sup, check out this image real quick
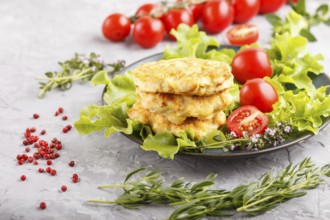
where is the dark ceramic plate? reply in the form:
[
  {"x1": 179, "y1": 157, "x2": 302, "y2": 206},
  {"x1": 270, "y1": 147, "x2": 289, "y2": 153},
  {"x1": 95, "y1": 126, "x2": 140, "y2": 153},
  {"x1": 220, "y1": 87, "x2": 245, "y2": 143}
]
[{"x1": 105, "y1": 46, "x2": 330, "y2": 158}]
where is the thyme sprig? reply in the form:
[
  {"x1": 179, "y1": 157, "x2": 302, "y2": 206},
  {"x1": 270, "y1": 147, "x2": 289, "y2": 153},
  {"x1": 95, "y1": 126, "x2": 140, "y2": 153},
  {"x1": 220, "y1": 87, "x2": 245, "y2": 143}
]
[
  {"x1": 90, "y1": 158, "x2": 330, "y2": 219},
  {"x1": 36, "y1": 53, "x2": 125, "y2": 98},
  {"x1": 186, "y1": 122, "x2": 294, "y2": 153}
]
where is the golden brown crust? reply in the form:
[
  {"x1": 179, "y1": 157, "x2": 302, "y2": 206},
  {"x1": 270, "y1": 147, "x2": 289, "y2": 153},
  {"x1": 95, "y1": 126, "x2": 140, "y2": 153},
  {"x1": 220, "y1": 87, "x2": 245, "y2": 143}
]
[
  {"x1": 128, "y1": 102, "x2": 226, "y2": 140},
  {"x1": 132, "y1": 57, "x2": 233, "y2": 96},
  {"x1": 136, "y1": 89, "x2": 232, "y2": 124}
]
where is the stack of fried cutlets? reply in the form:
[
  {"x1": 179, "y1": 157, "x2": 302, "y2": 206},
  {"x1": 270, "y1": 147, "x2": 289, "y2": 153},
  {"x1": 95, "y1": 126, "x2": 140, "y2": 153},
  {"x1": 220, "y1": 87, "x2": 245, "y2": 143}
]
[{"x1": 128, "y1": 57, "x2": 234, "y2": 139}]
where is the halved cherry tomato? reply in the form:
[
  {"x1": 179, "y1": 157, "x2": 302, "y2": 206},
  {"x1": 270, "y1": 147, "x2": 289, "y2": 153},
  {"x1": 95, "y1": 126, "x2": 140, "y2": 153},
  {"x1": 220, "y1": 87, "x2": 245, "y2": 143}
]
[
  {"x1": 226, "y1": 105, "x2": 269, "y2": 137},
  {"x1": 226, "y1": 24, "x2": 259, "y2": 45},
  {"x1": 231, "y1": 48, "x2": 272, "y2": 84},
  {"x1": 240, "y1": 78, "x2": 278, "y2": 113}
]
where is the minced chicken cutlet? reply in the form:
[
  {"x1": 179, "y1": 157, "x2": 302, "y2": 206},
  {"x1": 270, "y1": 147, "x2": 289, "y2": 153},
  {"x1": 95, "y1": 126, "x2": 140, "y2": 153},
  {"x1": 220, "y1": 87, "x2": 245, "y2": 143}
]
[
  {"x1": 128, "y1": 102, "x2": 226, "y2": 140},
  {"x1": 132, "y1": 57, "x2": 233, "y2": 96},
  {"x1": 136, "y1": 89, "x2": 232, "y2": 124}
]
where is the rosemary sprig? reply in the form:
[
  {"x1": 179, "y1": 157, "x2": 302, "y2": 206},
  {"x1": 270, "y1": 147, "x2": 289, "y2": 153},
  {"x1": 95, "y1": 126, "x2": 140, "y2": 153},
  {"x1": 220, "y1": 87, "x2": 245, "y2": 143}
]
[
  {"x1": 36, "y1": 53, "x2": 125, "y2": 98},
  {"x1": 89, "y1": 158, "x2": 330, "y2": 219}
]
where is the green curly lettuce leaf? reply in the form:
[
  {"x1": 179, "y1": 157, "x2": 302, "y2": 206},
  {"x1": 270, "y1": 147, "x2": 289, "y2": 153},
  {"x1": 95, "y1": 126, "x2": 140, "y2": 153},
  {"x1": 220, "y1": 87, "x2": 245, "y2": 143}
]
[
  {"x1": 163, "y1": 24, "x2": 235, "y2": 64},
  {"x1": 74, "y1": 71, "x2": 137, "y2": 137},
  {"x1": 268, "y1": 34, "x2": 324, "y2": 95},
  {"x1": 265, "y1": 77, "x2": 330, "y2": 134},
  {"x1": 74, "y1": 103, "x2": 135, "y2": 137},
  {"x1": 91, "y1": 70, "x2": 136, "y2": 106},
  {"x1": 141, "y1": 133, "x2": 179, "y2": 159},
  {"x1": 266, "y1": 10, "x2": 309, "y2": 38}
]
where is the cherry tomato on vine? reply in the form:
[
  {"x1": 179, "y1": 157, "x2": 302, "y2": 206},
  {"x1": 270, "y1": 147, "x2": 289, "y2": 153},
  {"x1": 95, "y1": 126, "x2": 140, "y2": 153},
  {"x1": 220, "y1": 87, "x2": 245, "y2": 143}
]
[
  {"x1": 188, "y1": 3, "x2": 204, "y2": 21},
  {"x1": 226, "y1": 105, "x2": 269, "y2": 137},
  {"x1": 102, "y1": 13, "x2": 131, "y2": 42},
  {"x1": 259, "y1": 0, "x2": 286, "y2": 14},
  {"x1": 136, "y1": 3, "x2": 162, "y2": 17},
  {"x1": 226, "y1": 24, "x2": 259, "y2": 45},
  {"x1": 176, "y1": 0, "x2": 204, "y2": 22},
  {"x1": 240, "y1": 78, "x2": 279, "y2": 113},
  {"x1": 231, "y1": 48, "x2": 272, "y2": 83},
  {"x1": 161, "y1": 8, "x2": 194, "y2": 40},
  {"x1": 133, "y1": 16, "x2": 165, "y2": 48},
  {"x1": 201, "y1": 0, "x2": 234, "y2": 34},
  {"x1": 231, "y1": 0, "x2": 260, "y2": 23}
]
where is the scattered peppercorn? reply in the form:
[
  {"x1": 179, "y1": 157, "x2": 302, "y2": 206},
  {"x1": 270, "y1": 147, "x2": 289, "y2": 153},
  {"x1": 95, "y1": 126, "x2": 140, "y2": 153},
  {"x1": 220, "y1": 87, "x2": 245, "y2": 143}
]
[
  {"x1": 68, "y1": 161, "x2": 75, "y2": 167},
  {"x1": 39, "y1": 202, "x2": 46, "y2": 209},
  {"x1": 58, "y1": 107, "x2": 64, "y2": 113},
  {"x1": 20, "y1": 175, "x2": 26, "y2": 181},
  {"x1": 61, "y1": 185, "x2": 67, "y2": 192}
]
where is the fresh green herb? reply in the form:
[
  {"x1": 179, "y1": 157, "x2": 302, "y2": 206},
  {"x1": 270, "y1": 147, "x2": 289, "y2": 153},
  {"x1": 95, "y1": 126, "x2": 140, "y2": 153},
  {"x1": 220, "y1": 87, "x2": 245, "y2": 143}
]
[
  {"x1": 89, "y1": 158, "x2": 330, "y2": 219},
  {"x1": 36, "y1": 53, "x2": 125, "y2": 98}
]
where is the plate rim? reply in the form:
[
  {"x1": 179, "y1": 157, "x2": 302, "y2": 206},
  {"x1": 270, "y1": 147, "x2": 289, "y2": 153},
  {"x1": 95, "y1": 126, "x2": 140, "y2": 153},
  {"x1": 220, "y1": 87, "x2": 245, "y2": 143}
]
[{"x1": 104, "y1": 48, "x2": 330, "y2": 158}]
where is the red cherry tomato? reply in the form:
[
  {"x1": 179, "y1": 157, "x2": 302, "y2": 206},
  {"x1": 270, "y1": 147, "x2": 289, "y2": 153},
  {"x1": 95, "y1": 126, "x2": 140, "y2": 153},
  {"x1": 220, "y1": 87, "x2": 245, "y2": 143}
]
[
  {"x1": 136, "y1": 3, "x2": 162, "y2": 17},
  {"x1": 161, "y1": 8, "x2": 194, "y2": 40},
  {"x1": 259, "y1": 0, "x2": 286, "y2": 14},
  {"x1": 102, "y1": 13, "x2": 131, "y2": 42},
  {"x1": 176, "y1": 0, "x2": 204, "y2": 22},
  {"x1": 240, "y1": 78, "x2": 279, "y2": 113},
  {"x1": 231, "y1": 48, "x2": 272, "y2": 84},
  {"x1": 232, "y1": 0, "x2": 260, "y2": 23},
  {"x1": 201, "y1": 0, "x2": 234, "y2": 34},
  {"x1": 189, "y1": 3, "x2": 204, "y2": 22},
  {"x1": 226, "y1": 24, "x2": 259, "y2": 45},
  {"x1": 226, "y1": 105, "x2": 269, "y2": 137},
  {"x1": 133, "y1": 16, "x2": 165, "y2": 48}
]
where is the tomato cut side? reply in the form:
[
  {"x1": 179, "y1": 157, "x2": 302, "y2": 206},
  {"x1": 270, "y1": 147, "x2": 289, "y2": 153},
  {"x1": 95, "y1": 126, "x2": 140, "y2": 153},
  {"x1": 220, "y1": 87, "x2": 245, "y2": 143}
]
[
  {"x1": 226, "y1": 24, "x2": 259, "y2": 45},
  {"x1": 226, "y1": 105, "x2": 269, "y2": 137}
]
